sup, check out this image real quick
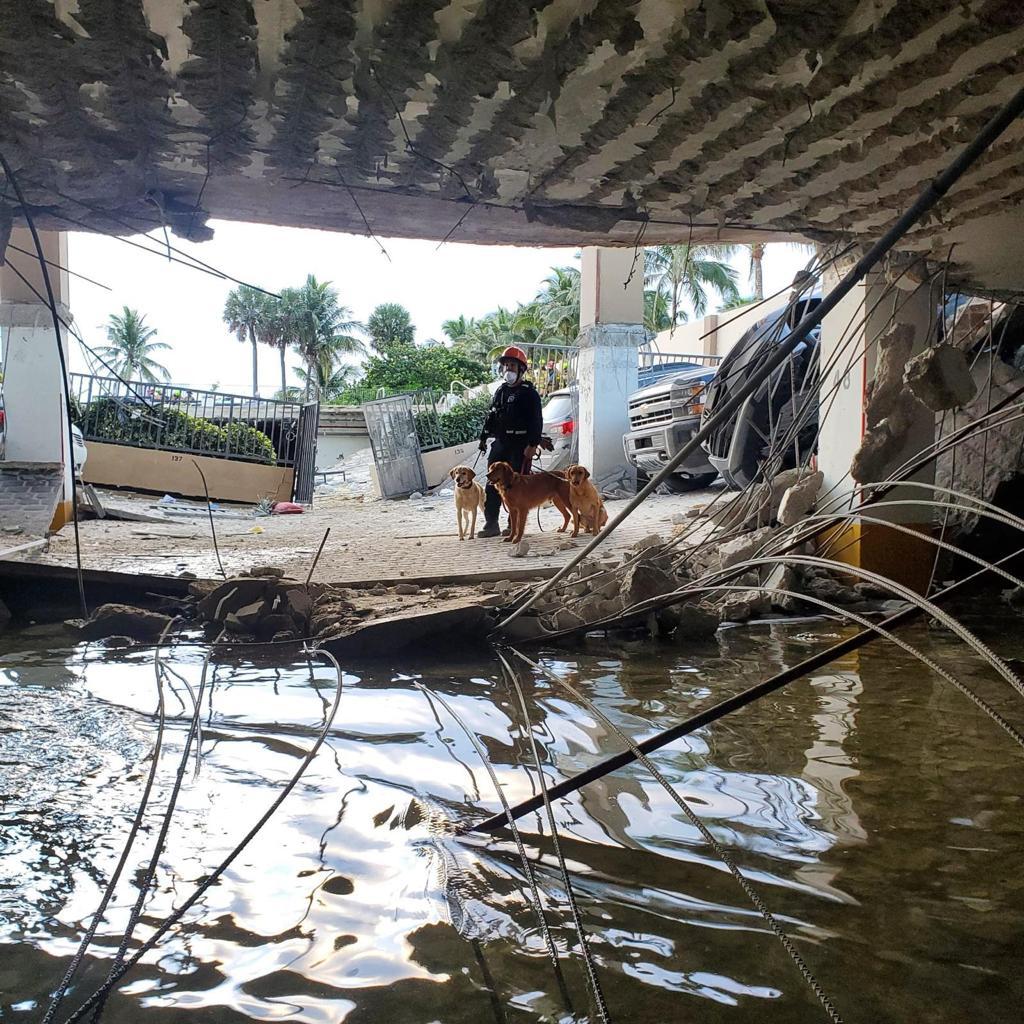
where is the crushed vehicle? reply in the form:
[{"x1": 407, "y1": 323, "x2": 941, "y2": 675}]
[{"x1": 700, "y1": 298, "x2": 822, "y2": 490}]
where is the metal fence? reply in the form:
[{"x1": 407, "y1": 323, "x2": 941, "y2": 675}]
[
  {"x1": 69, "y1": 373, "x2": 305, "y2": 466},
  {"x1": 638, "y1": 351, "x2": 723, "y2": 369},
  {"x1": 510, "y1": 343, "x2": 577, "y2": 397}
]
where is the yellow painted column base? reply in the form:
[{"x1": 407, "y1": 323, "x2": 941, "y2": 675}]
[
  {"x1": 817, "y1": 520, "x2": 936, "y2": 595},
  {"x1": 49, "y1": 499, "x2": 73, "y2": 533}
]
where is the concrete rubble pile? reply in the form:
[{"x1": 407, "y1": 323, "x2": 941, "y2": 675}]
[{"x1": 493, "y1": 466, "x2": 914, "y2": 643}]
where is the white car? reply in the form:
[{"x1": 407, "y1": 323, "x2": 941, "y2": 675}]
[
  {"x1": 71, "y1": 423, "x2": 88, "y2": 477},
  {"x1": 541, "y1": 389, "x2": 575, "y2": 470}
]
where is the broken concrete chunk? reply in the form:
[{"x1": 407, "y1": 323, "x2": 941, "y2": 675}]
[
  {"x1": 75, "y1": 603, "x2": 174, "y2": 641},
  {"x1": 904, "y1": 344, "x2": 977, "y2": 411},
  {"x1": 510, "y1": 540, "x2": 530, "y2": 558},
  {"x1": 673, "y1": 603, "x2": 719, "y2": 640},
  {"x1": 621, "y1": 559, "x2": 677, "y2": 607},
  {"x1": 547, "y1": 608, "x2": 586, "y2": 633},
  {"x1": 777, "y1": 471, "x2": 823, "y2": 527},
  {"x1": 865, "y1": 322, "x2": 915, "y2": 428},
  {"x1": 719, "y1": 589, "x2": 770, "y2": 623},
  {"x1": 247, "y1": 566, "x2": 286, "y2": 579},
  {"x1": 197, "y1": 578, "x2": 272, "y2": 622},
  {"x1": 393, "y1": 583, "x2": 421, "y2": 595},
  {"x1": 716, "y1": 526, "x2": 777, "y2": 570},
  {"x1": 281, "y1": 587, "x2": 313, "y2": 623}
]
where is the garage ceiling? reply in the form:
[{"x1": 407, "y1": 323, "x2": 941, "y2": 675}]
[{"x1": 2, "y1": 0, "x2": 1023, "y2": 292}]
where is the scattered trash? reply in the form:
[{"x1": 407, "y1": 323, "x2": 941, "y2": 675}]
[{"x1": 271, "y1": 501, "x2": 304, "y2": 515}]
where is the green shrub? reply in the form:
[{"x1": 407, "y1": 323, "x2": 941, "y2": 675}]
[
  {"x1": 415, "y1": 394, "x2": 491, "y2": 450},
  {"x1": 79, "y1": 397, "x2": 277, "y2": 464}
]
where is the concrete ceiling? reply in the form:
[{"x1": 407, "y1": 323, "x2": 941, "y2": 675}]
[{"x1": 2, "y1": 1, "x2": 1023, "y2": 293}]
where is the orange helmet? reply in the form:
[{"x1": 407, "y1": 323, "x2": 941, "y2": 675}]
[{"x1": 499, "y1": 345, "x2": 528, "y2": 370}]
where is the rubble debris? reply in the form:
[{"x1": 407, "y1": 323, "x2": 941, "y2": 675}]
[
  {"x1": 621, "y1": 559, "x2": 678, "y2": 606},
  {"x1": 510, "y1": 540, "x2": 530, "y2": 558},
  {"x1": 777, "y1": 471, "x2": 823, "y2": 527},
  {"x1": 72, "y1": 603, "x2": 174, "y2": 641},
  {"x1": 865, "y1": 323, "x2": 916, "y2": 427},
  {"x1": 393, "y1": 583, "x2": 421, "y2": 595},
  {"x1": 671, "y1": 602, "x2": 719, "y2": 640},
  {"x1": 904, "y1": 344, "x2": 977, "y2": 412}
]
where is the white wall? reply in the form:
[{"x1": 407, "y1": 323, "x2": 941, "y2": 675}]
[{"x1": 652, "y1": 300, "x2": 765, "y2": 358}]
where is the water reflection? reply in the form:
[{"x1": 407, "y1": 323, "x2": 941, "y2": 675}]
[{"x1": 0, "y1": 615, "x2": 1021, "y2": 1022}]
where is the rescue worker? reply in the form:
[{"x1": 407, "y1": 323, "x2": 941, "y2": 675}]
[{"x1": 477, "y1": 345, "x2": 543, "y2": 538}]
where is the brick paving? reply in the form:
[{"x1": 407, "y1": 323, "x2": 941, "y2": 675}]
[{"x1": 10, "y1": 484, "x2": 715, "y2": 587}]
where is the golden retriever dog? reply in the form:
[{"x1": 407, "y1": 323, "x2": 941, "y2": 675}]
[
  {"x1": 449, "y1": 465, "x2": 486, "y2": 540},
  {"x1": 485, "y1": 462, "x2": 572, "y2": 543},
  {"x1": 566, "y1": 464, "x2": 608, "y2": 537}
]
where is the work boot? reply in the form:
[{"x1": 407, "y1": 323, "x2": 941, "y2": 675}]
[{"x1": 477, "y1": 521, "x2": 501, "y2": 538}]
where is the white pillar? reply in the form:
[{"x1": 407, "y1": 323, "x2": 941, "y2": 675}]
[
  {"x1": 1, "y1": 228, "x2": 74, "y2": 527},
  {"x1": 577, "y1": 247, "x2": 645, "y2": 496},
  {"x1": 817, "y1": 263, "x2": 937, "y2": 590}
]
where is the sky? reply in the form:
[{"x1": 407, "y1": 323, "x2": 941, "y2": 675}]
[{"x1": 65, "y1": 223, "x2": 808, "y2": 397}]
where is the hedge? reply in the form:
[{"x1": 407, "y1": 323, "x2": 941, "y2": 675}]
[
  {"x1": 78, "y1": 397, "x2": 277, "y2": 464},
  {"x1": 415, "y1": 394, "x2": 491, "y2": 450}
]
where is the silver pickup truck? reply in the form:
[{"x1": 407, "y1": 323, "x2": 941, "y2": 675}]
[{"x1": 622, "y1": 364, "x2": 718, "y2": 491}]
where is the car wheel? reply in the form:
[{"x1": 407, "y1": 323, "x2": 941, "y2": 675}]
[{"x1": 662, "y1": 472, "x2": 718, "y2": 493}]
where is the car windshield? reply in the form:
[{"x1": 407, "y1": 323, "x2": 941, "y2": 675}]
[{"x1": 542, "y1": 393, "x2": 573, "y2": 422}]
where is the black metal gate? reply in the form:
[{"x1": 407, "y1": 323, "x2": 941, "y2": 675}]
[
  {"x1": 363, "y1": 393, "x2": 428, "y2": 498},
  {"x1": 292, "y1": 401, "x2": 320, "y2": 503}
]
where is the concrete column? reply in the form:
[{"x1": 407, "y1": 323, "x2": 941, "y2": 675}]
[
  {"x1": 0, "y1": 228, "x2": 74, "y2": 527},
  {"x1": 577, "y1": 247, "x2": 645, "y2": 496},
  {"x1": 817, "y1": 264, "x2": 937, "y2": 591}
]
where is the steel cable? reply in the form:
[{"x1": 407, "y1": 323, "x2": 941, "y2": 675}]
[
  {"x1": 60, "y1": 649, "x2": 345, "y2": 1024},
  {"x1": 414, "y1": 682, "x2": 575, "y2": 1015},
  {"x1": 497, "y1": 652, "x2": 610, "y2": 1024},
  {"x1": 511, "y1": 647, "x2": 845, "y2": 1024}
]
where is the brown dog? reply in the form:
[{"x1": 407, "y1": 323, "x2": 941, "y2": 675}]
[
  {"x1": 485, "y1": 462, "x2": 572, "y2": 543},
  {"x1": 566, "y1": 464, "x2": 608, "y2": 537},
  {"x1": 449, "y1": 466, "x2": 486, "y2": 540}
]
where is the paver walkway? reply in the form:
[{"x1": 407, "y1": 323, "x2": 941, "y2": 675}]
[{"x1": 10, "y1": 484, "x2": 716, "y2": 587}]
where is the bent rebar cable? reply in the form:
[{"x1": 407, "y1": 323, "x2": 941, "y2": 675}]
[
  {"x1": 475, "y1": 546, "x2": 1024, "y2": 833},
  {"x1": 414, "y1": 683, "x2": 575, "y2": 1015},
  {"x1": 512, "y1": 648, "x2": 845, "y2": 1024},
  {"x1": 497, "y1": 82, "x2": 1024, "y2": 633},
  {"x1": 86, "y1": 653, "x2": 213, "y2": 1022},
  {"x1": 499, "y1": 652, "x2": 610, "y2": 1024},
  {"x1": 40, "y1": 629, "x2": 173, "y2": 1024},
  {"x1": 61, "y1": 649, "x2": 345, "y2": 1024}
]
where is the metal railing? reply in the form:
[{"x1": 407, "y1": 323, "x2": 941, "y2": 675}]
[
  {"x1": 638, "y1": 351, "x2": 723, "y2": 369},
  {"x1": 505, "y1": 343, "x2": 577, "y2": 397},
  {"x1": 69, "y1": 373, "x2": 303, "y2": 466}
]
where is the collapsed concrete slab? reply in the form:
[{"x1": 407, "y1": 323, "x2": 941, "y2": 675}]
[{"x1": 904, "y1": 344, "x2": 978, "y2": 412}]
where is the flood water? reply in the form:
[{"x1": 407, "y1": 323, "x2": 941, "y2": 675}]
[{"x1": 1, "y1": 611, "x2": 1022, "y2": 1023}]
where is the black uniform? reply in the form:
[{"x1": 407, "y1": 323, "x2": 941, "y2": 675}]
[{"x1": 479, "y1": 380, "x2": 544, "y2": 526}]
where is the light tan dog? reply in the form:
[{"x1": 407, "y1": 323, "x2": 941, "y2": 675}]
[
  {"x1": 450, "y1": 465, "x2": 486, "y2": 540},
  {"x1": 566, "y1": 464, "x2": 608, "y2": 537},
  {"x1": 485, "y1": 462, "x2": 572, "y2": 543}
]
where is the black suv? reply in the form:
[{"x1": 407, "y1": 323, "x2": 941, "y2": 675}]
[{"x1": 700, "y1": 298, "x2": 821, "y2": 490}]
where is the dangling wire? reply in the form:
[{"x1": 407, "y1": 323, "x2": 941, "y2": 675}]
[{"x1": 497, "y1": 651, "x2": 610, "y2": 1024}]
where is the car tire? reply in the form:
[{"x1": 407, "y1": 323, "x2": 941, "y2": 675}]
[{"x1": 662, "y1": 472, "x2": 718, "y2": 493}]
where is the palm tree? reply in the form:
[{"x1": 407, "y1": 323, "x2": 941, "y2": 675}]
[
  {"x1": 535, "y1": 266, "x2": 581, "y2": 343},
  {"x1": 746, "y1": 242, "x2": 766, "y2": 301},
  {"x1": 294, "y1": 359, "x2": 358, "y2": 402},
  {"x1": 644, "y1": 244, "x2": 741, "y2": 324},
  {"x1": 643, "y1": 288, "x2": 673, "y2": 332},
  {"x1": 96, "y1": 307, "x2": 171, "y2": 383},
  {"x1": 367, "y1": 302, "x2": 415, "y2": 353},
  {"x1": 223, "y1": 284, "x2": 268, "y2": 397},
  {"x1": 287, "y1": 275, "x2": 365, "y2": 401}
]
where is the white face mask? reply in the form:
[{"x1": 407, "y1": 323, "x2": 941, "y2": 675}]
[{"x1": 503, "y1": 369, "x2": 520, "y2": 385}]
